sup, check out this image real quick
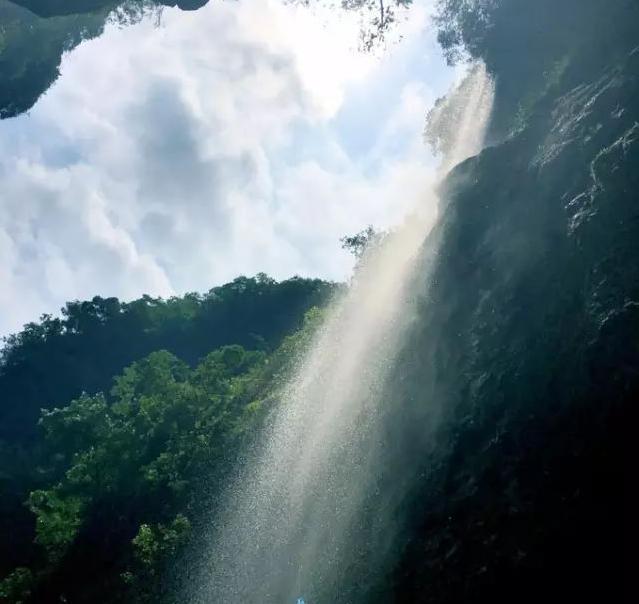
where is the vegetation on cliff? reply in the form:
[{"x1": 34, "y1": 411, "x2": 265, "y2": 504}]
[{"x1": 0, "y1": 276, "x2": 333, "y2": 602}]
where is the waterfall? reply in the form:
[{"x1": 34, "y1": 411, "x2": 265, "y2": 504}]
[{"x1": 185, "y1": 63, "x2": 494, "y2": 604}]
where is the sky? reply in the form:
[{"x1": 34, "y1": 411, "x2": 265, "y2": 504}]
[{"x1": 0, "y1": 0, "x2": 457, "y2": 337}]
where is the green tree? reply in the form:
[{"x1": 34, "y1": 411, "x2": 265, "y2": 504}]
[
  {"x1": 0, "y1": 276, "x2": 334, "y2": 586},
  {"x1": 340, "y1": 225, "x2": 386, "y2": 258},
  {"x1": 3, "y1": 306, "x2": 325, "y2": 602},
  {"x1": 0, "y1": 568, "x2": 33, "y2": 604},
  {"x1": 126, "y1": 513, "x2": 191, "y2": 591}
]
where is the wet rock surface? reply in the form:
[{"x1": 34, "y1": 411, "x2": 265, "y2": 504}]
[{"x1": 378, "y1": 40, "x2": 637, "y2": 604}]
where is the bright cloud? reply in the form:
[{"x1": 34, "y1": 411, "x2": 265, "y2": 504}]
[{"x1": 0, "y1": 0, "x2": 454, "y2": 336}]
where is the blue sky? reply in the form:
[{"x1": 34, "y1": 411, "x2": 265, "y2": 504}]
[{"x1": 0, "y1": 0, "x2": 457, "y2": 336}]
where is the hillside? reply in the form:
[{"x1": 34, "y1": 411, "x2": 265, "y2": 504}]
[{"x1": 0, "y1": 275, "x2": 335, "y2": 600}]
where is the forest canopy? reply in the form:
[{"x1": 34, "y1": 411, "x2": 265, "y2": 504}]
[
  {"x1": 0, "y1": 274, "x2": 335, "y2": 443},
  {"x1": 0, "y1": 308, "x2": 326, "y2": 602},
  {"x1": 0, "y1": 275, "x2": 335, "y2": 601}
]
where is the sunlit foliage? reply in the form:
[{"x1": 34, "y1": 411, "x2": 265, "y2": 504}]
[
  {"x1": 0, "y1": 275, "x2": 334, "y2": 593},
  {"x1": 0, "y1": 307, "x2": 325, "y2": 602}
]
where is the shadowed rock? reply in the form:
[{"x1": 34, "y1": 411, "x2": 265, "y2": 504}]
[{"x1": 0, "y1": 0, "x2": 211, "y2": 119}]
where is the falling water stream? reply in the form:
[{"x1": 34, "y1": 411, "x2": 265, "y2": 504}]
[{"x1": 186, "y1": 64, "x2": 494, "y2": 604}]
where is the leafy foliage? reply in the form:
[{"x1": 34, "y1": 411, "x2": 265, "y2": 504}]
[
  {"x1": 0, "y1": 274, "x2": 333, "y2": 444},
  {"x1": 131, "y1": 514, "x2": 191, "y2": 569},
  {"x1": 1, "y1": 307, "x2": 325, "y2": 602},
  {"x1": 0, "y1": 275, "x2": 334, "y2": 589},
  {"x1": 0, "y1": 568, "x2": 33, "y2": 604},
  {"x1": 339, "y1": 0, "x2": 412, "y2": 50},
  {"x1": 340, "y1": 225, "x2": 386, "y2": 258},
  {"x1": 28, "y1": 489, "x2": 85, "y2": 561}
]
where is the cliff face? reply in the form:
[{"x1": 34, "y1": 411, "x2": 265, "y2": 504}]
[
  {"x1": 0, "y1": 1, "x2": 211, "y2": 119},
  {"x1": 10, "y1": 0, "x2": 208, "y2": 18},
  {"x1": 377, "y1": 12, "x2": 638, "y2": 604}
]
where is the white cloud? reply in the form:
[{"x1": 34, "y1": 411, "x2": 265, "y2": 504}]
[{"x1": 0, "y1": 0, "x2": 454, "y2": 336}]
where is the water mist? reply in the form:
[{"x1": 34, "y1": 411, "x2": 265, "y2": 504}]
[{"x1": 185, "y1": 63, "x2": 494, "y2": 604}]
